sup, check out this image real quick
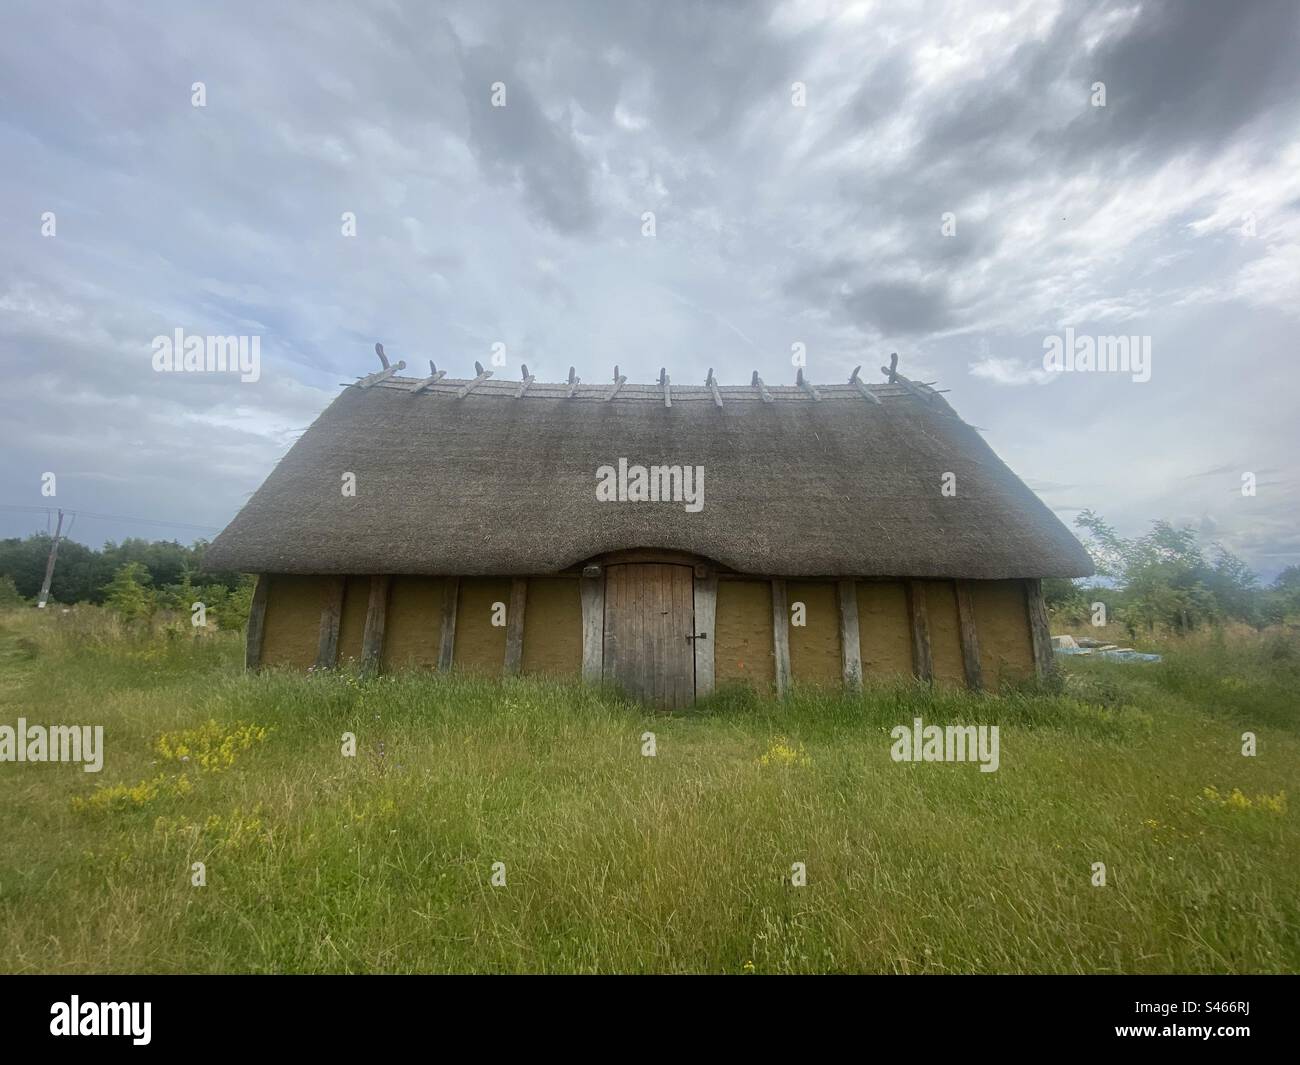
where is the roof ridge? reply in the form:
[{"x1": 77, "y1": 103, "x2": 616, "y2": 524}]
[
  {"x1": 350, "y1": 346, "x2": 950, "y2": 406},
  {"x1": 345, "y1": 375, "x2": 950, "y2": 406}
]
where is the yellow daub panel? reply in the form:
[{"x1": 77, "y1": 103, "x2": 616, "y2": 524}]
[
  {"x1": 521, "y1": 577, "x2": 582, "y2": 676},
  {"x1": 382, "y1": 576, "x2": 444, "y2": 670},
  {"x1": 923, "y1": 580, "x2": 966, "y2": 688},
  {"x1": 453, "y1": 578, "x2": 512, "y2": 673},
  {"x1": 714, "y1": 579, "x2": 775, "y2": 690},
  {"x1": 786, "y1": 581, "x2": 841, "y2": 688},
  {"x1": 261, "y1": 575, "x2": 324, "y2": 668},
  {"x1": 857, "y1": 581, "x2": 913, "y2": 679},
  {"x1": 970, "y1": 579, "x2": 1035, "y2": 688}
]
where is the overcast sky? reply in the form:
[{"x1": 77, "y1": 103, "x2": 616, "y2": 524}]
[{"x1": 2, "y1": 0, "x2": 1298, "y2": 578}]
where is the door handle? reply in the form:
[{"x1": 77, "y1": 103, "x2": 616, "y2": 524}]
[{"x1": 685, "y1": 632, "x2": 708, "y2": 643}]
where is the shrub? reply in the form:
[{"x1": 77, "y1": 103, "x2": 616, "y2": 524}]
[{"x1": 104, "y1": 562, "x2": 155, "y2": 622}]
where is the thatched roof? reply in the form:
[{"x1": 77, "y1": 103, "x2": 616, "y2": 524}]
[{"x1": 203, "y1": 372, "x2": 1094, "y2": 579}]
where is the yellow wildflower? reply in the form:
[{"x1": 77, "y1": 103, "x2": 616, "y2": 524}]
[
  {"x1": 1202, "y1": 786, "x2": 1287, "y2": 814},
  {"x1": 758, "y1": 736, "x2": 811, "y2": 768}
]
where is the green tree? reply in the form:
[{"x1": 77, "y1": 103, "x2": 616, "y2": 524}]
[
  {"x1": 1042, "y1": 577, "x2": 1090, "y2": 625},
  {"x1": 1262, "y1": 566, "x2": 1300, "y2": 625},
  {"x1": 214, "y1": 575, "x2": 256, "y2": 632},
  {"x1": 1073, "y1": 510, "x2": 1259, "y2": 634},
  {"x1": 157, "y1": 571, "x2": 197, "y2": 614},
  {"x1": 0, "y1": 574, "x2": 25, "y2": 607},
  {"x1": 104, "y1": 562, "x2": 156, "y2": 622}
]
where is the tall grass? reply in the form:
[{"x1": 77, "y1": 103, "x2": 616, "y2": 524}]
[{"x1": 0, "y1": 606, "x2": 1295, "y2": 974}]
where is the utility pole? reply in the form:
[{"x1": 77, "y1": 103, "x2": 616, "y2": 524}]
[{"x1": 36, "y1": 509, "x2": 64, "y2": 609}]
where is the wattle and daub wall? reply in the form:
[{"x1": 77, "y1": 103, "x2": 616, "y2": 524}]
[{"x1": 253, "y1": 572, "x2": 1040, "y2": 692}]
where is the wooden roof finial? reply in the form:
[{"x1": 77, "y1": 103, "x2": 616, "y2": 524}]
[
  {"x1": 751, "y1": 370, "x2": 772, "y2": 403},
  {"x1": 849, "y1": 364, "x2": 881, "y2": 405},
  {"x1": 565, "y1": 365, "x2": 580, "y2": 398},
  {"x1": 879, "y1": 352, "x2": 939, "y2": 405},
  {"x1": 408, "y1": 358, "x2": 446, "y2": 394},
  {"x1": 706, "y1": 368, "x2": 722, "y2": 408},
  {"x1": 516, "y1": 363, "x2": 535, "y2": 399},
  {"x1": 659, "y1": 367, "x2": 671, "y2": 408},
  {"x1": 796, "y1": 367, "x2": 821, "y2": 400},
  {"x1": 360, "y1": 342, "x2": 405, "y2": 388},
  {"x1": 456, "y1": 360, "x2": 493, "y2": 399},
  {"x1": 605, "y1": 364, "x2": 627, "y2": 401}
]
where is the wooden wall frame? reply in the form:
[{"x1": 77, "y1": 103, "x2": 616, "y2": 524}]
[
  {"x1": 771, "y1": 578, "x2": 791, "y2": 697},
  {"x1": 437, "y1": 576, "x2": 460, "y2": 671},
  {"x1": 315, "y1": 575, "x2": 346, "y2": 669},
  {"x1": 1025, "y1": 578, "x2": 1055, "y2": 681},
  {"x1": 245, "y1": 574, "x2": 269, "y2": 671},
  {"x1": 905, "y1": 579, "x2": 933, "y2": 683},
  {"x1": 579, "y1": 571, "x2": 604, "y2": 684},
  {"x1": 503, "y1": 577, "x2": 528, "y2": 674},
  {"x1": 360, "y1": 575, "x2": 391, "y2": 676},
  {"x1": 837, "y1": 578, "x2": 863, "y2": 691},
  {"x1": 693, "y1": 570, "x2": 718, "y2": 698},
  {"x1": 954, "y1": 580, "x2": 983, "y2": 691}
]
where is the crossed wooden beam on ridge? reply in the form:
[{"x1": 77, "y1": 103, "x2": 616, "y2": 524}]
[{"x1": 364, "y1": 343, "x2": 945, "y2": 408}]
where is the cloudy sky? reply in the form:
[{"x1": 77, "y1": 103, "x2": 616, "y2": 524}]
[{"x1": 2, "y1": 0, "x2": 1298, "y2": 578}]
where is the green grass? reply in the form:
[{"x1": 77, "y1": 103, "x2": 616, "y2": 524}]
[{"x1": 0, "y1": 606, "x2": 1296, "y2": 974}]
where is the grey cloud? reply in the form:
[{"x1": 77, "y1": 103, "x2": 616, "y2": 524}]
[
  {"x1": 1071, "y1": 0, "x2": 1300, "y2": 155},
  {"x1": 458, "y1": 45, "x2": 598, "y2": 234},
  {"x1": 841, "y1": 279, "x2": 954, "y2": 336},
  {"x1": 785, "y1": 260, "x2": 954, "y2": 336}
]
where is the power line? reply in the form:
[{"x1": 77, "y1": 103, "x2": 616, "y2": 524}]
[{"x1": 0, "y1": 504, "x2": 222, "y2": 534}]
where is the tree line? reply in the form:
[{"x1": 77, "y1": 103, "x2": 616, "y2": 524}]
[
  {"x1": 1046, "y1": 510, "x2": 1300, "y2": 636},
  {"x1": 0, "y1": 535, "x2": 253, "y2": 631}
]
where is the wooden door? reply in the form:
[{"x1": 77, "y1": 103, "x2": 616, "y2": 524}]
[{"x1": 602, "y1": 563, "x2": 696, "y2": 709}]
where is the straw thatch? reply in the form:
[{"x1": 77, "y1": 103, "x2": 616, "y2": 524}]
[{"x1": 203, "y1": 374, "x2": 1094, "y2": 579}]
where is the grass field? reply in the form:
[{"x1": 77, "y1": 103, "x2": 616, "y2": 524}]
[{"x1": 0, "y1": 606, "x2": 1296, "y2": 974}]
